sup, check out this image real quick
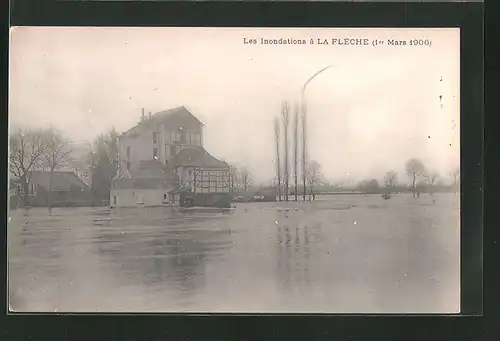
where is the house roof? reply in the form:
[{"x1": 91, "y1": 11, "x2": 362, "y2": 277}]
[
  {"x1": 27, "y1": 171, "x2": 89, "y2": 191},
  {"x1": 112, "y1": 160, "x2": 178, "y2": 189},
  {"x1": 121, "y1": 106, "x2": 204, "y2": 137},
  {"x1": 130, "y1": 160, "x2": 173, "y2": 179},
  {"x1": 112, "y1": 178, "x2": 175, "y2": 190},
  {"x1": 170, "y1": 147, "x2": 229, "y2": 169}
]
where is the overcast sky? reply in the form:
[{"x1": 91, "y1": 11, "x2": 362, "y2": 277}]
[{"x1": 10, "y1": 27, "x2": 459, "y2": 185}]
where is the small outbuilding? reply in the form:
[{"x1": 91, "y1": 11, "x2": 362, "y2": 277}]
[
  {"x1": 10, "y1": 171, "x2": 91, "y2": 208},
  {"x1": 110, "y1": 160, "x2": 179, "y2": 208}
]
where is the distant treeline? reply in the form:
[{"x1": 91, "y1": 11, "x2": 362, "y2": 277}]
[{"x1": 311, "y1": 182, "x2": 458, "y2": 195}]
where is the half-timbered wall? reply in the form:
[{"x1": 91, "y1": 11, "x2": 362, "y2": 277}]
[{"x1": 178, "y1": 167, "x2": 230, "y2": 194}]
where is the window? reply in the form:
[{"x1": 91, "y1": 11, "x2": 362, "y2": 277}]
[
  {"x1": 153, "y1": 132, "x2": 158, "y2": 144},
  {"x1": 164, "y1": 194, "x2": 167, "y2": 200},
  {"x1": 180, "y1": 131, "x2": 186, "y2": 144},
  {"x1": 193, "y1": 133, "x2": 201, "y2": 146},
  {"x1": 153, "y1": 148, "x2": 158, "y2": 159},
  {"x1": 126, "y1": 161, "x2": 130, "y2": 170},
  {"x1": 113, "y1": 196, "x2": 117, "y2": 205},
  {"x1": 126, "y1": 146, "x2": 131, "y2": 159}
]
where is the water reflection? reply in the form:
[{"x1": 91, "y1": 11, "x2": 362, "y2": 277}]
[
  {"x1": 8, "y1": 194, "x2": 460, "y2": 313},
  {"x1": 274, "y1": 208, "x2": 315, "y2": 296},
  {"x1": 90, "y1": 208, "x2": 235, "y2": 309}
]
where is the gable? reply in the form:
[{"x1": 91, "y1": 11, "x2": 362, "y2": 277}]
[
  {"x1": 118, "y1": 169, "x2": 132, "y2": 179},
  {"x1": 153, "y1": 106, "x2": 204, "y2": 128},
  {"x1": 120, "y1": 106, "x2": 204, "y2": 137}
]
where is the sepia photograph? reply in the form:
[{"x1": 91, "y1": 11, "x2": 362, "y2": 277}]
[
  {"x1": 72, "y1": 1, "x2": 482, "y2": 3},
  {"x1": 8, "y1": 27, "x2": 460, "y2": 313}
]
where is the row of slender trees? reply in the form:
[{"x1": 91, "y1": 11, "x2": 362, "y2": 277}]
[
  {"x1": 274, "y1": 101, "x2": 320, "y2": 202},
  {"x1": 9, "y1": 125, "x2": 121, "y2": 207}
]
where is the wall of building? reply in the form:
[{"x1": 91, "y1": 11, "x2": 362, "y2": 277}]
[
  {"x1": 119, "y1": 128, "x2": 155, "y2": 173},
  {"x1": 161, "y1": 124, "x2": 203, "y2": 164},
  {"x1": 110, "y1": 188, "x2": 174, "y2": 208},
  {"x1": 119, "y1": 122, "x2": 204, "y2": 172},
  {"x1": 178, "y1": 167, "x2": 230, "y2": 194},
  {"x1": 11, "y1": 185, "x2": 92, "y2": 207},
  {"x1": 180, "y1": 192, "x2": 232, "y2": 208}
]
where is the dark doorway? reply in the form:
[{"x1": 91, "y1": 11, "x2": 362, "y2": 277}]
[{"x1": 184, "y1": 197, "x2": 194, "y2": 208}]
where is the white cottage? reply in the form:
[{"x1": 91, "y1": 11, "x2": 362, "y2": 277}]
[{"x1": 110, "y1": 160, "x2": 179, "y2": 208}]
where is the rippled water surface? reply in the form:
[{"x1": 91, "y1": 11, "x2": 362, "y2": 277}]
[{"x1": 8, "y1": 194, "x2": 460, "y2": 313}]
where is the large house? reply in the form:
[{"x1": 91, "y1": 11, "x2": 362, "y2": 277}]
[{"x1": 111, "y1": 106, "x2": 231, "y2": 208}]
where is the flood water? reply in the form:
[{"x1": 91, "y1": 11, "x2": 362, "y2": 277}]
[{"x1": 8, "y1": 194, "x2": 460, "y2": 313}]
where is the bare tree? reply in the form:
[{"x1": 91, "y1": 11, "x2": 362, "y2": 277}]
[
  {"x1": 92, "y1": 128, "x2": 119, "y2": 173},
  {"x1": 428, "y1": 172, "x2": 439, "y2": 185},
  {"x1": 405, "y1": 158, "x2": 427, "y2": 197},
  {"x1": 306, "y1": 160, "x2": 322, "y2": 201},
  {"x1": 87, "y1": 130, "x2": 120, "y2": 203},
  {"x1": 357, "y1": 178, "x2": 380, "y2": 194},
  {"x1": 9, "y1": 128, "x2": 47, "y2": 206},
  {"x1": 415, "y1": 179, "x2": 427, "y2": 196},
  {"x1": 301, "y1": 105, "x2": 307, "y2": 201},
  {"x1": 384, "y1": 171, "x2": 398, "y2": 189},
  {"x1": 281, "y1": 101, "x2": 290, "y2": 201},
  {"x1": 71, "y1": 158, "x2": 92, "y2": 187},
  {"x1": 293, "y1": 104, "x2": 299, "y2": 201},
  {"x1": 229, "y1": 164, "x2": 240, "y2": 193},
  {"x1": 40, "y1": 128, "x2": 74, "y2": 210},
  {"x1": 105, "y1": 127, "x2": 120, "y2": 174},
  {"x1": 240, "y1": 168, "x2": 253, "y2": 193},
  {"x1": 67, "y1": 143, "x2": 93, "y2": 186},
  {"x1": 274, "y1": 117, "x2": 281, "y2": 201},
  {"x1": 86, "y1": 140, "x2": 97, "y2": 171},
  {"x1": 449, "y1": 167, "x2": 460, "y2": 194},
  {"x1": 426, "y1": 171, "x2": 440, "y2": 195}
]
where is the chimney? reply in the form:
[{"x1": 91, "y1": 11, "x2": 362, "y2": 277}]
[{"x1": 141, "y1": 108, "x2": 145, "y2": 121}]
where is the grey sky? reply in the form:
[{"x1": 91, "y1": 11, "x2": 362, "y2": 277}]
[{"x1": 9, "y1": 27, "x2": 459, "y2": 185}]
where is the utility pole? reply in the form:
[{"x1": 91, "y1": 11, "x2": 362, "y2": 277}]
[
  {"x1": 282, "y1": 102, "x2": 290, "y2": 202},
  {"x1": 293, "y1": 104, "x2": 299, "y2": 201},
  {"x1": 301, "y1": 104, "x2": 307, "y2": 201},
  {"x1": 274, "y1": 117, "x2": 281, "y2": 201},
  {"x1": 300, "y1": 65, "x2": 335, "y2": 202}
]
